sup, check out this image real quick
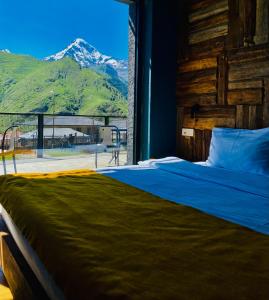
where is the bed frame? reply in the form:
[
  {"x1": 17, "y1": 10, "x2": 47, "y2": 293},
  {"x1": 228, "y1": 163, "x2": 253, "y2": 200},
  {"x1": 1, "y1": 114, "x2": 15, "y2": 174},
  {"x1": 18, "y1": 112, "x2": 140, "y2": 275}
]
[
  {"x1": 0, "y1": 203, "x2": 68, "y2": 300},
  {"x1": 0, "y1": 216, "x2": 50, "y2": 300}
]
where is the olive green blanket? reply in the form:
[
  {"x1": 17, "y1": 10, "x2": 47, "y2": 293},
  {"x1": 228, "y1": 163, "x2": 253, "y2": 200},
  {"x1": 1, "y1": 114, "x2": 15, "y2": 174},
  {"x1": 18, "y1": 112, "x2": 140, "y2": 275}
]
[{"x1": 0, "y1": 170, "x2": 268, "y2": 300}]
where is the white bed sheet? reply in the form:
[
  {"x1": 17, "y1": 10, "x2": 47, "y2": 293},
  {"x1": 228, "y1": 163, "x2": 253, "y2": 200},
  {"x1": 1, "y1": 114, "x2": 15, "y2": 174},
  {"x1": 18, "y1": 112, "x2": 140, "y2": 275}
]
[{"x1": 99, "y1": 159, "x2": 269, "y2": 235}]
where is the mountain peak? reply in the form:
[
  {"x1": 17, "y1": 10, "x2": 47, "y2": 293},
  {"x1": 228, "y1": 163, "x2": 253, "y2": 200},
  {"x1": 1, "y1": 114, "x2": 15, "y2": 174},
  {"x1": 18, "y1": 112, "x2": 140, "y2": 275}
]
[
  {"x1": 0, "y1": 49, "x2": 11, "y2": 54},
  {"x1": 73, "y1": 38, "x2": 88, "y2": 45},
  {"x1": 44, "y1": 38, "x2": 128, "y2": 81}
]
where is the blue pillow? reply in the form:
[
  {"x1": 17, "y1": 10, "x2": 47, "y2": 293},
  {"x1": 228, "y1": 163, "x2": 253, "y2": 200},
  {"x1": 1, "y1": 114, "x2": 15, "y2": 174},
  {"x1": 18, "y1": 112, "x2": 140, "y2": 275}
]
[{"x1": 207, "y1": 127, "x2": 269, "y2": 176}]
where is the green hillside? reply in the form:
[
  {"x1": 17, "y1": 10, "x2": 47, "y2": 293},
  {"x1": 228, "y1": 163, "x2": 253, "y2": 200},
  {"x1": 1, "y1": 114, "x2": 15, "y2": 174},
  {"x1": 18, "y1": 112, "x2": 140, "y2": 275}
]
[{"x1": 0, "y1": 53, "x2": 128, "y2": 116}]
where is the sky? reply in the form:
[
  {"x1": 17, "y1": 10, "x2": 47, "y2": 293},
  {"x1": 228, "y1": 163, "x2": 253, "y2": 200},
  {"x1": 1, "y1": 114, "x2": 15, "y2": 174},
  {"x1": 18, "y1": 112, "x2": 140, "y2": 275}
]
[{"x1": 0, "y1": 0, "x2": 129, "y2": 59}]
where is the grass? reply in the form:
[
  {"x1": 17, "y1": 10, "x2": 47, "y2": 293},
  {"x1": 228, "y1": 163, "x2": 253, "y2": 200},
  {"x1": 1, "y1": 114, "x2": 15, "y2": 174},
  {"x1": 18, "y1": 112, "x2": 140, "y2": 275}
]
[{"x1": 0, "y1": 53, "x2": 128, "y2": 125}]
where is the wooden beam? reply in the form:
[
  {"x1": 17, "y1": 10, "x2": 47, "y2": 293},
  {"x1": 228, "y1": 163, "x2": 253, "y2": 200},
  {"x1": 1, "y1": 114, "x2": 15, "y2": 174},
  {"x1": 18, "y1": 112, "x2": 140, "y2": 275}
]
[
  {"x1": 236, "y1": 105, "x2": 248, "y2": 128},
  {"x1": 217, "y1": 54, "x2": 228, "y2": 104},
  {"x1": 255, "y1": 0, "x2": 269, "y2": 44},
  {"x1": 242, "y1": 0, "x2": 257, "y2": 46},
  {"x1": 226, "y1": 0, "x2": 243, "y2": 48}
]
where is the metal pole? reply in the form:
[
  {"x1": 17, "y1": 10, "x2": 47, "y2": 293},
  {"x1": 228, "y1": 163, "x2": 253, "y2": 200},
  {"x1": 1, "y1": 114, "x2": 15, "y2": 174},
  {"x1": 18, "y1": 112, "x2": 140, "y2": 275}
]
[
  {"x1": 1, "y1": 125, "x2": 18, "y2": 175},
  {"x1": 37, "y1": 114, "x2": 44, "y2": 158},
  {"x1": 104, "y1": 116, "x2": 109, "y2": 126},
  {"x1": 51, "y1": 90, "x2": 55, "y2": 148}
]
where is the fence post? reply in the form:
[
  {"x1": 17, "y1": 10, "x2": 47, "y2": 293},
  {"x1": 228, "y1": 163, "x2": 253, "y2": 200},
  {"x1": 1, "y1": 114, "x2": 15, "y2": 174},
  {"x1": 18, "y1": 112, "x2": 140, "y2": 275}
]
[
  {"x1": 104, "y1": 116, "x2": 109, "y2": 126},
  {"x1": 37, "y1": 114, "x2": 44, "y2": 158}
]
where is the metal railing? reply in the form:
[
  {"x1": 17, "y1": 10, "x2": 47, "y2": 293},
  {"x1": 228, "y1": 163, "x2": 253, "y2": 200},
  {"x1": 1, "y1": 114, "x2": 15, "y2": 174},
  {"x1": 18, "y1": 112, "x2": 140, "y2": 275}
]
[{"x1": 0, "y1": 112, "x2": 127, "y2": 174}]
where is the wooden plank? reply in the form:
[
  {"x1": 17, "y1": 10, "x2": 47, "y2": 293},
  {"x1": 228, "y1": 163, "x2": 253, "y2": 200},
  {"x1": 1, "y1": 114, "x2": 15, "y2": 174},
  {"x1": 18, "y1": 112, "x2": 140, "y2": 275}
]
[
  {"x1": 248, "y1": 106, "x2": 257, "y2": 129},
  {"x1": 177, "y1": 135, "x2": 194, "y2": 161},
  {"x1": 188, "y1": 36, "x2": 225, "y2": 58},
  {"x1": 263, "y1": 78, "x2": 269, "y2": 126},
  {"x1": 228, "y1": 47, "x2": 269, "y2": 64},
  {"x1": 255, "y1": 0, "x2": 269, "y2": 45},
  {"x1": 226, "y1": 0, "x2": 243, "y2": 49},
  {"x1": 204, "y1": 129, "x2": 212, "y2": 159},
  {"x1": 217, "y1": 55, "x2": 228, "y2": 104},
  {"x1": 227, "y1": 89, "x2": 263, "y2": 105},
  {"x1": 228, "y1": 80, "x2": 263, "y2": 90},
  {"x1": 176, "y1": 107, "x2": 184, "y2": 153},
  {"x1": 193, "y1": 129, "x2": 203, "y2": 161},
  {"x1": 255, "y1": 104, "x2": 264, "y2": 128},
  {"x1": 241, "y1": 0, "x2": 257, "y2": 46},
  {"x1": 193, "y1": 105, "x2": 236, "y2": 118},
  {"x1": 192, "y1": 129, "x2": 212, "y2": 161},
  {"x1": 191, "y1": 0, "x2": 218, "y2": 11},
  {"x1": 190, "y1": 11, "x2": 228, "y2": 32},
  {"x1": 178, "y1": 81, "x2": 217, "y2": 95},
  {"x1": 183, "y1": 116, "x2": 235, "y2": 129},
  {"x1": 177, "y1": 68, "x2": 217, "y2": 84},
  {"x1": 189, "y1": 24, "x2": 228, "y2": 44},
  {"x1": 177, "y1": 107, "x2": 184, "y2": 131},
  {"x1": 236, "y1": 105, "x2": 249, "y2": 128},
  {"x1": 229, "y1": 61, "x2": 269, "y2": 81},
  {"x1": 179, "y1": 57, "x2": 217, "y2": 73},
  {"x1": 189, "y1": 0, "x2": 228, "y2": 23},
  {"x1": 177, "y1": 94, "x2": 217, "y2": 107}
]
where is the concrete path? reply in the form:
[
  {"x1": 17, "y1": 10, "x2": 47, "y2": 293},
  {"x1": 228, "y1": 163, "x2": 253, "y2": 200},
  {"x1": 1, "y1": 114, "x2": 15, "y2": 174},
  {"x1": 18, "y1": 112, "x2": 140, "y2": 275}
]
[{"x1": 0, "y1": 152, "x2": 127, "y2": 175}]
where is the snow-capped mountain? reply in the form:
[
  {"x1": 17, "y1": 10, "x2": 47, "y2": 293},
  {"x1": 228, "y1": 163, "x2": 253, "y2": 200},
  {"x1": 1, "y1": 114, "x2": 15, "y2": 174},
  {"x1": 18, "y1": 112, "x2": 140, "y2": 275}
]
[
  {"x1": 44, "y1": 38, "x2": 128, "y2": 82},
  {"x1": 0, "y1": 49, "x2": 11, "y2": 53}
]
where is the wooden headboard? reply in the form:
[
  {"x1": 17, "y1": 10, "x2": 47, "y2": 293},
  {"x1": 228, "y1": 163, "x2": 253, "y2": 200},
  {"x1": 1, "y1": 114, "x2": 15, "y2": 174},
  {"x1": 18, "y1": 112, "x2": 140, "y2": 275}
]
[{"x1": 176, "y1": 0, "x2": 269, "y2": 161}]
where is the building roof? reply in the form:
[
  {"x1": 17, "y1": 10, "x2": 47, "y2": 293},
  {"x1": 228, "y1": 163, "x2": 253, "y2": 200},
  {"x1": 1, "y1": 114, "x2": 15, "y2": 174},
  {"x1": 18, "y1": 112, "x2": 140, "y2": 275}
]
[
  {"x1": 109, "y1": 118, "x2": 127, "y2": 130},
  {"x1": 23, "y1": 116, "x2": 104, "y2": 127},
  {"x1": 20, "y1": 116, "x2": 127, "y2": 130},
  {"x1": 20, "y1": 128, "x2": 89, "y2": 139}
]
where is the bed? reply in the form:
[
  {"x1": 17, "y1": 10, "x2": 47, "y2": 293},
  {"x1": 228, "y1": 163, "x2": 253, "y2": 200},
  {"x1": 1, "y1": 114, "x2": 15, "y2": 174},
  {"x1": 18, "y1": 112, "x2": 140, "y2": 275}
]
[{"x1": 0, "y1": 128, "x2": 268, "y2": 300}]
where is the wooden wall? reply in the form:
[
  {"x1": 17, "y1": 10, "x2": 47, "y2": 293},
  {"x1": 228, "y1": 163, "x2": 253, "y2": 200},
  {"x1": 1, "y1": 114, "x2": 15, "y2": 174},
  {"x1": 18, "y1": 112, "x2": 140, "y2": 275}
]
[{"x1": 176, "y1": 0, "x2": 269, "y2": 161}]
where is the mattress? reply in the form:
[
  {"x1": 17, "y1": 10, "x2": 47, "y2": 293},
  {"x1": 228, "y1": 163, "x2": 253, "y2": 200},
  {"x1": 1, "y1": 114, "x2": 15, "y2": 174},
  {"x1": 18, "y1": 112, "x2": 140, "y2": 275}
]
[
  {"x1": 0, "y1": 166, "x2": 268, "y2": 300},
  {"x1": 100, "y1": 158, "x2": 269, "y2": 234}
]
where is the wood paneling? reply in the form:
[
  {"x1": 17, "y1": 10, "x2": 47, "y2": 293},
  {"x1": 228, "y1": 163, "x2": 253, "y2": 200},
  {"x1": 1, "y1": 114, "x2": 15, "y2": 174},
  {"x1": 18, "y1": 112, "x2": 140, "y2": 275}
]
[
  {"x1": 227, "y1": 89, "x2": 263, "y2": 105},
  {"x1": 176, "y1": 0, "x2": 269, "y2": 161},
  {"x1": 228, "y1": 60, "x2": 269, "y2": 81},
  {"x1": 188, "y1": 37, "x2": 226, "y2": 58},
  {"x1": 178, "y1": 57, "x2": 217, "y2": 73},
  {"x1": 228, "y1": 80, "x2": 263, "y2": 89},
  {"x1": 190, "y1": 12, "x2": 229, "y2": 32},
  {"x1": 189, "y1": 0, "x2": 228, "y2": 23},
  {"x1": 176, "y1": 95, "x2": 216, "y2": 107},
  {"x1": 189, "y1": 24, "x2": 228, "y2": 44},
  {"x1": 217, "y1": 55, "x2": 228, "y2": 104},
  {"x1": 263, "y1": 78, "x2": 269, "y2": 126},
  {"x1": 255, "y1": 0, "x2": 269, "y2": 44}
]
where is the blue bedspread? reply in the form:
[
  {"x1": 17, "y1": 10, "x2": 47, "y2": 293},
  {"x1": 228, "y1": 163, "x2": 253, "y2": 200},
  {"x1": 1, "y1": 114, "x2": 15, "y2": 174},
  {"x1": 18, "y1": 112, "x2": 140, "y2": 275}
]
[{"x1": 99, "y1": 159, "x2": 269, "y2": 235}]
